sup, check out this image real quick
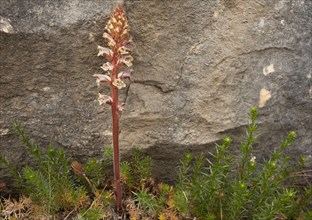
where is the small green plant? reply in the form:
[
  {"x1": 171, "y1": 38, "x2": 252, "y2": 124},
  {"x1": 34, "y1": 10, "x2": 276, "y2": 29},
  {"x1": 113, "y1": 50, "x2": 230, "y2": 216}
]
[
  {"x1": 173, "y1": 107, "x2": 311, "y2": 219},
  {"x1": 300, "y1": 186, "x2": 312, "y2": 219},
  {"x1": 93, "y1": 4, "x2": 134, "y2": 213},
  {"x1": 120, "y1": 148, "x2": 153, "y2": 190},
  {"x1": 77, "y1": 189, "x2": 114, "y2": 220},
  {"x1": 132, "y1": 184, "x2": 176, "y2": 218},
  {"x1": 75, "y1": 147, "x2": 113, "y2": 191},
  {"x1": 133, "y1": 148, "x2": 153, "y2": 181},
  {"x1": 119, "y1": 148, "x2": 179, "y2": 218},
  {"x1": 174, "y1": 138, "x2": 232, "y2": 219},
  {"x1": 133, "y1": 189, "x2": 160, "y2": 215},
  {"x1": 0, "y1": 121, "x2": 90, "y2": 216}
]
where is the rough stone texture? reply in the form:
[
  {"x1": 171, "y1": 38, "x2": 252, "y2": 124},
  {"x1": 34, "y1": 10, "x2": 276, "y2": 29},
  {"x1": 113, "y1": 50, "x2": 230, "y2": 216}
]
[{"x1": 1, "y1": 0, "x2": 311, "y2": 185}]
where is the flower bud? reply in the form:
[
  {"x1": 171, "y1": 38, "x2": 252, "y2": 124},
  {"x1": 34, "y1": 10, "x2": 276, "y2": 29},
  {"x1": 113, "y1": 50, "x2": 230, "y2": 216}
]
[{"x1": 71, "y1": 161, "x2": 85, "y2": 176}]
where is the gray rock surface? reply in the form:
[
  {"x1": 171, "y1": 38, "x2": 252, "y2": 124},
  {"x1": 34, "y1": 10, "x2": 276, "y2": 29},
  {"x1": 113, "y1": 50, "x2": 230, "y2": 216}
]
[{"x1": 1, "y1": 0, "x2": 311, "y2": 185}]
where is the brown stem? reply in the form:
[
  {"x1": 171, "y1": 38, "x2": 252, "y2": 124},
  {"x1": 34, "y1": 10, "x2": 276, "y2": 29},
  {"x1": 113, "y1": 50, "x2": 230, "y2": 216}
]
[
  {"x1": 112, "y1": 59, "x2": 122, "y2": 213},
  {"x1": 83, "y1": 174, "x2": 97, "y2": 196}
]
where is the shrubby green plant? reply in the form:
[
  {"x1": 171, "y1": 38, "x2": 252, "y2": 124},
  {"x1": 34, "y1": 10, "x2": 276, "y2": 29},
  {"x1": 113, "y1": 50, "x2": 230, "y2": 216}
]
[
  {"x1": 75, "y1": 147, "x2": 113, "y2": 190},
  {"x1": 0, "y1": 122, "x2": 117, "y2": 218},
  {"x1": 1, "y1": 108, "x2": 311, "y2": 219},
  {"x1": 173, "y1": 107, "x2": 311, "y2": 219},
  {"x1": 133, "y1": 189, "x2": 160, "y2": 214},
  {"x1": 10, "y1": 121, "x2": 89, "y2": 215},
  {"x1": 77, "y1": 189, "x2": 114, "y2": 220},
  {"x1": 121, "y1": 149, "x2": 179, "y2": 219},
  {"x1": 120, "y1": 147, "x2": 153, "y2": 189}
]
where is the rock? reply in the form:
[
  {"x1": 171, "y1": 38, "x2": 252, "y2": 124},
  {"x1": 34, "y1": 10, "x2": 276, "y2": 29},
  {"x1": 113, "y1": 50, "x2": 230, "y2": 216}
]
[{"x1": 0, "y1": 0, "x2": 311, "y2": 185}]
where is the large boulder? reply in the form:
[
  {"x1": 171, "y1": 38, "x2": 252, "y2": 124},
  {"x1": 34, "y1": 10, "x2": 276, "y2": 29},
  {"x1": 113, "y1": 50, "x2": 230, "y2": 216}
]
[{"x1": 1, "y1": 0, "x2": 311, "y2": 184}]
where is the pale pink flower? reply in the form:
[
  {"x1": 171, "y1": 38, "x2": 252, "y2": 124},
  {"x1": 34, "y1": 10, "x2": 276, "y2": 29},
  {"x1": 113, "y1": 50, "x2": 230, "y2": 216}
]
[
  {"x1": 98, "y1": 93, "x2": 113, "y2": 105},
  {"x1": 112, "y1": 78, "x2": 126, "y2": 89},
  {"x1": 100, "y1": 62, "x2": 114, "y2": 71},
  {"x1": 97, "y1": 46, "x2": 113, "y2": 57}
]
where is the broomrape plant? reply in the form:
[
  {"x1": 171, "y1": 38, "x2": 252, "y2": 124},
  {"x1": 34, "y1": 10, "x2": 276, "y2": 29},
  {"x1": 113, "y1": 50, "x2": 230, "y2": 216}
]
[{"x1": 93, "y1": 4, "x2": 133, "y2": 212}]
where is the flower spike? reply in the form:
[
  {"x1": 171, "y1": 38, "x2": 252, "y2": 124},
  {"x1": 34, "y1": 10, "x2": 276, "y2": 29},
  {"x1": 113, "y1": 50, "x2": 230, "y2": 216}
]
[{"x1": 94, "y1": 4, "x2": 133, "y2": 212}]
